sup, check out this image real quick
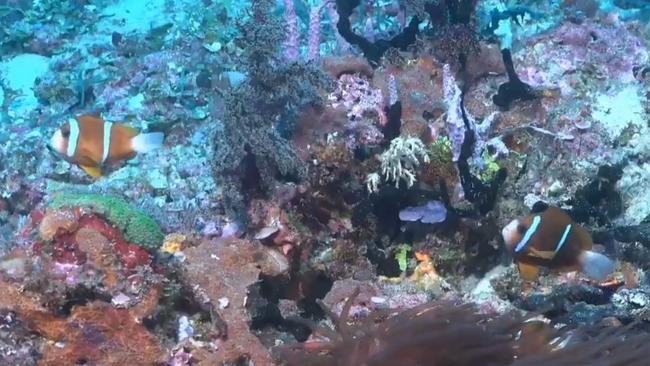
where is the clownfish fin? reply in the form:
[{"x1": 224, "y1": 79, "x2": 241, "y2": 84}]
[
  {"x1": 527, "y1": 247, "x2": 556, "y2": 260},
  {"x1": 517, "y1": 262, "x2": 540, "y2": 281},
  {"x1": 578, "y1": 250, "x2": 615, "y2": 281},
  {"x1": 131, "y1": 132, "x2": 164, "y2": 153},
  {"x1": 120, "y1": 125, "x2": 140, "y2": 137},
  {"x1": 80, "y1": 165, "x2": 103, "y2": 178}
]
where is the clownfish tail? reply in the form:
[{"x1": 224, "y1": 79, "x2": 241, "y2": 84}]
[
  {"x1": 131, "y1": 132, "x2": 164, "y2": 153},
  {"x1": 578, "y1": 250, "x2": 615, "y2": 281}
]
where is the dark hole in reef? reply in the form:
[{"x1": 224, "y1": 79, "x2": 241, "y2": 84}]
[
  {"x1": 75, "y1": 357, "x2": 89, "y2": 365},
  {"x1": 232, "y1": 356, "x2": 252, "y2": 366},
  {"x1": 258, "y1": 274, "x2": 285, "y2": 304},
  {"x1": 241, "y1": 150, "x2": 263, "y2": 195},
  {"x1": 251, "y1": 272, "x2": 332, "y2": 342},
  {"x1": 367, "y1": 241, "x2": 402, "y2": 277},
  {"x1": 58, "y1": 286, "x2": 112, "y2": 316},
  {"x1": 250, "y1": 300, "x2": 283, "y2": 331},
  {"x1": 461, "y1": 226, "x2": 501, "y2": 277},
  {"x1": 542, "y1": 308, "x2": 568, "y2": 320},
  {"x1": 142, "y1": 277, "x2": 212, "y2": 340},
  {"x1": 296, "y1": 271, "x2": 333, "y2": 319},
  {"x1": 569, "y1": 285, "x2": 612, "y2": 306}
]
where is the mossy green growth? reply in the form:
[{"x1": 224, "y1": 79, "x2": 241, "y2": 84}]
[
  {"x1": 394, "y1": 244, "x2": 412, "y2": 273},
  {"x1": 478, "y1": 151, "x2": 501, "y2": 182},
  {"x1": 48, "y1": 193, "x2": 164, "y2": 250},
  {"x1": 429, "y1": 136, "x2": 453, "y2": 165}
]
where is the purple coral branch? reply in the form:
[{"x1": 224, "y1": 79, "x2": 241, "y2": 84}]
[
  {"x1": 284, "y1": 0, "x2": 300, "y2": 62},
  {"x1": 308, "y1": 4, "x2": 322, "y2": 61}
]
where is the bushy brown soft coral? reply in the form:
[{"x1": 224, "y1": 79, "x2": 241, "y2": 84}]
[
  {"x1": 276, "y1": 289, "x2": 650, "y2": 366},
  {"x1": 274, "y1": 288, "x2": 525, "y2": 366},
  {"x1": 512, "y1": 322, "x2": 650, "y2": 366}
]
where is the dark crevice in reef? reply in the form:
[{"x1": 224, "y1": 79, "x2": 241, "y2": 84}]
[
  {"x1": 57, "y1": 286, "x2": 112, "y2": 316},
  {"x1": 566, "y1": 164, "x2": 624, "y2": 226},
  {"x1": 250, "y1": 271, "x2": 333, "y2": 341},
  {"x1": 144, "y1": 281, "x2": 213, "y2": 340},
  {"x1": 382, "y1": 101, "x2": 402, "y2": 142},
  {"x1": 368, "y1": 240, "x2": 402, "y2": 278}
]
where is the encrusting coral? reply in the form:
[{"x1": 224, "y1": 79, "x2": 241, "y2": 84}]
[
  {"x1": 180, "y1": 237, "x2": 289, "y2": 365},
  {"x1": 47, "y1": 192, "x2": 164, "y2": 250}
]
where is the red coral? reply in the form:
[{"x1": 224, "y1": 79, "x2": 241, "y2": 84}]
[
  {"x1": 76, "y1": 215, "x2": 152, "y2": 269},
  {"x1": 42, "y1": 213, "x2": 152, "y2": 271},
  {"x1": 51, "y1": 231, "x2": 87, "y2": 265}
]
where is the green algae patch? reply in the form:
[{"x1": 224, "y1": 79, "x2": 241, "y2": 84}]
[{"x1": 49, "y1": 193, "x2": 164, "y2": 250}]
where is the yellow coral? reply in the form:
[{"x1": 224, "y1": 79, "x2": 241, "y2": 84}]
[{"x1": 161, "y1": 233, "x2": 186, "y2": 254}]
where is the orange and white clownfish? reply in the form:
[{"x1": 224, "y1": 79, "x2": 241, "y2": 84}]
[
  {"x1": 48, "y1": 114, "x2": 164, "y2": 178},
  {"x1": 501, "y1": 206, "x2": 615, "y2": 282}
]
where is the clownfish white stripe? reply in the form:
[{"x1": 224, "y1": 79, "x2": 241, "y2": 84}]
[
  {"x1": 102, "y1": 121, "x2": 113, "y2": 164},
  {"x1": 66, "y1": 118, "x2": 80, "y2": 158},
  {"x1": 515, "y1": 215, "x2": 541, "y2": 253},
  {"x1": 554, "y1": 224, "x2": 572, "y2": 254}
]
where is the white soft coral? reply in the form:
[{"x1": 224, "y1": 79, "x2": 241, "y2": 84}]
[{"x1": 379, "y1": 136, "x2": 430, "y2": 189}]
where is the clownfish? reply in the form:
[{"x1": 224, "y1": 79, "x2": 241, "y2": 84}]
[
  {"x1": 48, "y1": 114, "x2": 164, "y2": 178},
  {"x1": 501, "y1": 206, "x2": 615, "y2": 282}
]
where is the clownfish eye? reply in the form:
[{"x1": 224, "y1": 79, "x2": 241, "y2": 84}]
[{"x1": 61, "y1": 124, "x2": 70, "y2": 138}]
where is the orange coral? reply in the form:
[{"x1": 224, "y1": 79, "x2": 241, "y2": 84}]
[
  {"x1": 38, "y1": 207, "x2": 79, "y2": 241},
  {"x1": 39, "y1": 302, "x2": 166, "y2": 365},
  {"x1": 0, "y1": 278, "x2": 165, "y2": 365}
]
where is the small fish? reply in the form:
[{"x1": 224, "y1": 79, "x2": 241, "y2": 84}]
[
  {"x1": 501, "y1": 206, "x2": 615, "y2": 281},
  {"x1": 49, "y1": 114, "x2": 164, "y2": 178}
]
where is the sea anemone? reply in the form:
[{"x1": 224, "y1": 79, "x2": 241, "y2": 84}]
[{"x1": 274, "y1": 288, "x2": 650, "y2": 366}]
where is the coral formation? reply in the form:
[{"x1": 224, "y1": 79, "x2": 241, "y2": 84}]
[
  {"x1": 181, "y1": 237, "x2": 289, "y2": 364},
  {"x1": 212, "y1": 0, "x2": 330, "y2": 225},
  {"x1": 47, "y1": 192, "x2": 164, "y2": 250}
]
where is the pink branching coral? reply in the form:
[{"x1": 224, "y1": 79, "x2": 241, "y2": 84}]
[
  {"x1": 329, "y1": 73, "x2": 387, "y2": 126},
  {"x1": 284, "y1": 0, "x2": 300, "y2": 62},
  {"x1": 308, "y1": 4, "x2": 322, "y2": 61}
]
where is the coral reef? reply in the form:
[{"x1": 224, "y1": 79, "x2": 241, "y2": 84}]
[{"x1": 1, "y1": 0, "x2": 650, "y2": 364}]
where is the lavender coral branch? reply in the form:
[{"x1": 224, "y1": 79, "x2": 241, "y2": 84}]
[
  {"x1": 442, "y1": 64, "x2": 506, "y2": 214},
  {"x1": 308, "y1": 4, "x2": 322, "y2": 61},
  {"x1": 284, "y1": 0, "x2": 300, "y2": 62}
]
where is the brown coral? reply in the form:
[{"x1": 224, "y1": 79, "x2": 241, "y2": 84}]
[
  {"x1": 275, "y1": 289, "x2": 650, "y2": 366},
  {"x1": 39, "y1": 302, "x2": 166, "y2": 365},
  {"x1": 38, "y1": 207, "x2": 79, "y2": 241},
  {"x1": 274, "y1": 289, "x2": 523, "y2": 366},
  {"x1": 181, "y1": 237, "x2": 289, "y2": 365}
]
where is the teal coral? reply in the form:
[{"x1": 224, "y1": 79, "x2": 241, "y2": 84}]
[{"x1": 48, "y1": 193, "x2": 164, "y2": 250}]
